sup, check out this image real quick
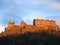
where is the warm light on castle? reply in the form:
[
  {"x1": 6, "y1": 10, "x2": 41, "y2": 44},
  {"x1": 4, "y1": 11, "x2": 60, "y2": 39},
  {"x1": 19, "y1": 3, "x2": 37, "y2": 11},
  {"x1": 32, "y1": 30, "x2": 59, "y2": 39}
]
[{"x1": 0, "y1": 19, "x2": 60, "y2": 37}]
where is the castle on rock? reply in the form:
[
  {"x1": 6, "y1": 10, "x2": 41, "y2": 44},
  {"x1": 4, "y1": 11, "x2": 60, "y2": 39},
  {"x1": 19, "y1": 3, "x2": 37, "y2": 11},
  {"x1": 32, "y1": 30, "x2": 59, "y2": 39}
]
[{"x1": 0, "y1": 19, "x2": 60, "y2": 37}]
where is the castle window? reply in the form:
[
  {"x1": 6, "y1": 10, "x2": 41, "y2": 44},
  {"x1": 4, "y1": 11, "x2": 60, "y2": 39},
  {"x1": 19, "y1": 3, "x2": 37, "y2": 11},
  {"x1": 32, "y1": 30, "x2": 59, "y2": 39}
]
[
  {"x1": 33, "y1": 19, "x2": 35, "y2": 25},
  {"x1": 51, "y1": 30, "x2": 54, "y2": 34},
  {"x1": 8, "y1": 30, "x2": 11, "y2": 31},
  {"x1": 23, "y1": 26, "x2": 26, "y2": 28},
  {"x1": 20, "y1": 28, "x2": 22, "y2": 32}
]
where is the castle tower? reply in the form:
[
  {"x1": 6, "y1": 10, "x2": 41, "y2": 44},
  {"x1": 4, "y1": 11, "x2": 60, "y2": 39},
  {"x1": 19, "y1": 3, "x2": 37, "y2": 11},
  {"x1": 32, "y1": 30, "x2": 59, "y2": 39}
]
[
  {"x1": 33, "y1": 19, "x2": 51, "y2": 26},
  {"x1": 8, "y1": 21, "x2": 15, "y2": 28},
  {"x1": 33, "y1": 19, "x2": 42, "y2": 26},
  {"x1": 33, "y1": 19, "x2": 59, "y2": 30},
  {"x1": 20, "y1": 21, "x2": 27, "y2": 27},
  {"x1": 33, "y1": 19, "x2": 57, "y2": 26}
]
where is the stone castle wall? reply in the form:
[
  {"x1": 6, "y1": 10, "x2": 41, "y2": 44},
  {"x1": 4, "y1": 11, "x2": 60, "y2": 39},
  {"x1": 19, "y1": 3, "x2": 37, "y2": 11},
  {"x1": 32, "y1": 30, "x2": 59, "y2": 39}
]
[{"x1": 1, "y1": 19, "x2": 59, "y2": 37}]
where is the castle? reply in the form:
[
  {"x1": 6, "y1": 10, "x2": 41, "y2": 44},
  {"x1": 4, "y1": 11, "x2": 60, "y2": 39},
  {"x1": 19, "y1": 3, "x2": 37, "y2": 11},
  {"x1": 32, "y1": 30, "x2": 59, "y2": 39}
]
[{"x1": 0, "y1": 19, "x2": 60, "y2": 37}]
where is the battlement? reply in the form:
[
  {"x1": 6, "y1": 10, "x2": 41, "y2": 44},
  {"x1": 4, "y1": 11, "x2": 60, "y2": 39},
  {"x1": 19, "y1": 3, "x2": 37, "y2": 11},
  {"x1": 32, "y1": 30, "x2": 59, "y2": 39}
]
[
  {"x1": 7, "y1": 19, "x2": 57, "y2": 28},
  {"x1": 33, "y1": 19, "x2": 56, "y2": 26}
]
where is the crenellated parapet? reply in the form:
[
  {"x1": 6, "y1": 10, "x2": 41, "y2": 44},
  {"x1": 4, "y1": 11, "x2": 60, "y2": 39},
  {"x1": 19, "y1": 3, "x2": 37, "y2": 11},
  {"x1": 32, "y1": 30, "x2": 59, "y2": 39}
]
[{"x1": 33, "y1": 19, "x2": 56, "y2": 26}]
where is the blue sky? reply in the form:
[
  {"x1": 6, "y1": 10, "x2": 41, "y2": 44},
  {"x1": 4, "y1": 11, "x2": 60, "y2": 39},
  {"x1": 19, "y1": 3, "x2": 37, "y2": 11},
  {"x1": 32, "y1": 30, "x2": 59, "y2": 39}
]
[{"x1": 0, "y1": 0, "x2": 60, "y2": 32}]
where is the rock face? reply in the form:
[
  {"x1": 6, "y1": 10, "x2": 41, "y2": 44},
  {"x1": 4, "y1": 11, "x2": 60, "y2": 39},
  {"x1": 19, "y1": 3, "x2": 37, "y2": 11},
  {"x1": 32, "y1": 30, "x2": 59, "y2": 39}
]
[{"x1": 0, "y1": 19, "x2": 59, "y2": 37}]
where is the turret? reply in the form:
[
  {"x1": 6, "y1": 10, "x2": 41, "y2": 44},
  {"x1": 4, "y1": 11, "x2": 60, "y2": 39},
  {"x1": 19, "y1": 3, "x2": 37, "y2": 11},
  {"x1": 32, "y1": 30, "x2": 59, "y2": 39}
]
[
  {"x1": 8, "y1": 21, "x2": 15, "y2": 28},
  {"x1": 20, "y1": 21, "x2": 27, "y2": 27},
  {"x1": 33, "y1": 19, "x2": 42, "y2": 26}
]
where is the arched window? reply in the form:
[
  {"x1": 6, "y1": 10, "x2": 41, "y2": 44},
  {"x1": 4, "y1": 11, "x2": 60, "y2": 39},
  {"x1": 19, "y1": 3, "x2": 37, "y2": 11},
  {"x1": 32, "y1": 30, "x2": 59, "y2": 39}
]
[
  {"x1": 51, "y1": 30, "x2": 54, "y2": 34},
  {"x1": 23, "y1": 26, "x2": 26, "y2": 28}
]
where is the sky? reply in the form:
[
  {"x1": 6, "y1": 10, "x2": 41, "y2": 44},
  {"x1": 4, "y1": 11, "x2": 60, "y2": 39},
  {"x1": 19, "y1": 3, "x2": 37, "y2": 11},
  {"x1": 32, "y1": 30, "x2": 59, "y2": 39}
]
[{"x1": 0, "y1": 0, "x2": 60, "y2": 33}]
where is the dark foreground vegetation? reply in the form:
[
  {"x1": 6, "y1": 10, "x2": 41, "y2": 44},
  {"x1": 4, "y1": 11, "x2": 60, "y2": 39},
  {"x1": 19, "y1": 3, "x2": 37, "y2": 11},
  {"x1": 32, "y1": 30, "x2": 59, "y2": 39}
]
[{"x1": 0, "y1": 32, "x2": 60, "y2": 45}]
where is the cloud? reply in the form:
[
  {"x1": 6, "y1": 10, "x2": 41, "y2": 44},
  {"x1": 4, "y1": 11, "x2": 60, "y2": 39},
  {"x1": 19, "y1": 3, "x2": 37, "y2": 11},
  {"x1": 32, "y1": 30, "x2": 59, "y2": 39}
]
[
  {"x1": 0, "y1": 0, "x2": 24, "y2": 25},
  {"x1": 32, "y1": 0, "x2": 41, "y2": 5},
  {"x1": 47, "y1": 2, "x2": 60, "y2": 10},
  {"x1": 0, "y1": 24, "x2": 5, "y2": 33},
  {"x1": 32, "y1": 0, "x2": 60, "y2": 10}
]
